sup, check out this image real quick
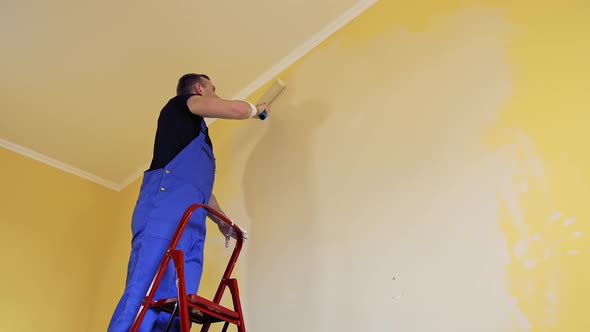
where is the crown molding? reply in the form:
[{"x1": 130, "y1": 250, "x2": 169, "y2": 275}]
[
  {"x1": 118, "y1": 161, "x2": 151, "y2": 191},
  {"x1": 223, "y1": 0, "x2": 379, "y2": 103},
  {"x1": 0, "y1": 138, "x2": 121, "y2": 191}
]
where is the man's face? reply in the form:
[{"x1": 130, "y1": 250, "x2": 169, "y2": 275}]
[{"x1": 197, "y1": 78, "x2": 218, "y2": 98}]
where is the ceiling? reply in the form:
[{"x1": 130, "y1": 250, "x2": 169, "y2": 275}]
[{"x1": 0, "y1": 0, "x2": 375, "y2": 190}]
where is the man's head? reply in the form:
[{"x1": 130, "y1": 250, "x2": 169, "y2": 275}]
[{"x1": 176, "y1": 73, "x2": 217, "y2": 97}]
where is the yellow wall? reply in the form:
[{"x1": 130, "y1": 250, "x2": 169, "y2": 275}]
[
  {"x1": 0, "y1": 147, "x2": 117, "y2": 332},
  {"x1": 0, "y1": 146, "x2": 236, "y2": 332},
  {"x1": 487, "y1": 1, "x2": 590, "y2": 330},
  {"x1": 205, "y1": 1, "x2": 590, "y2": 331},
  {"x1": 86, "y1": 178, "x2": 141, "y2": 332}
]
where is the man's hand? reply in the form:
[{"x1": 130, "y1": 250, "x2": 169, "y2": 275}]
[
  {"x1": 217, "y1": 220, "x2": 249, "y2": 247},
  {"x1": 207, "y1": 193, "x2": 248, "y2": 247}
]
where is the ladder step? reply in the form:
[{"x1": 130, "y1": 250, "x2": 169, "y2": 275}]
[{"x1": 152, "y1": 295, "x2": 240, "y2": 325}]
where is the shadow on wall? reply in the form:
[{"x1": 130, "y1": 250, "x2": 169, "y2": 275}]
[{"x1": 241, "y1": 95, "x2": 333, "y2": 331}]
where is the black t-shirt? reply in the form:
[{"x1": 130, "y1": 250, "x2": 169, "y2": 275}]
[{"x1": 147, "y1": 94, "x2": 213, "y2": 171}]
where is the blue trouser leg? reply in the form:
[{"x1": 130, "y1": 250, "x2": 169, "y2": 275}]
[
  {"x1": 108, "y1": 213, "x2": 206, "y2": 332},
  {"x1": 108, "y1": 235, "x2": 169, "y2": 331},
  {"x1": 150, "y1": 230, "x2": 206, "y2": 331}
]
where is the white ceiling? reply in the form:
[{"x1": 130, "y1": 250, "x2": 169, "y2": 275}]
[{"x1": 0, "y1": 0, "x2": 376, "y2": 190}]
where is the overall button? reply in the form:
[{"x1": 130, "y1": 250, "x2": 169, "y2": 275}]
[
  {"x1": 165, "y1": 170, "x2": 170, "y2": 174},
  {"x1": 160, "y1": 187, "x2": 166, "y2": 191}
]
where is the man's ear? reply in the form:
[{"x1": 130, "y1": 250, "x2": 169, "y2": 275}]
[{"x1": 194, "y1": 83, "x2": 204, "y2": 95}]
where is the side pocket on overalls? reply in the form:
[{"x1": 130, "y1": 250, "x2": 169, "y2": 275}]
[
  {"x1": 131, "y1": 171, "x2": 161, "y2": 237},
  {"x1": 201, "y1": 147, "x2": 215, "y2": 168}
]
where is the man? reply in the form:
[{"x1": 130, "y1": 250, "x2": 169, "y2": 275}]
[{"x1": 108, "y1": 73, "x2": 269, "y2": 331}]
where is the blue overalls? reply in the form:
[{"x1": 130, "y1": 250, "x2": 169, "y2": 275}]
[{"x1": 108, "y1": 119, "x2": 215, "y2": 331}]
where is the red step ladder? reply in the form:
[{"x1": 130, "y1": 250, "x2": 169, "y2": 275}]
[{"x1": 129, "y1": 203, "x2": 247, "y2": 332}]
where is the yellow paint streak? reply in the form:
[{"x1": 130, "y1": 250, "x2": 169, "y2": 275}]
[{"x1": 486, "y1": 1, "x2": 590, "y2": 331}]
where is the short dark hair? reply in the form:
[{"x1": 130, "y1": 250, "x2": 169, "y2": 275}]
[{"x1": 176, "y1": 73, "x2": 210, "y2": 95}]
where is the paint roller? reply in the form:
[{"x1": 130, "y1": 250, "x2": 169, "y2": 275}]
[{"x1": 256, "y1": 78, "x2": 286, "y2": 120}]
